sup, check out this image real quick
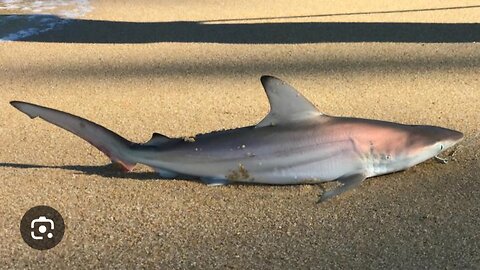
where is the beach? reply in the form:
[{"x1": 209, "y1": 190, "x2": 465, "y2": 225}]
[{"x1": 0, "y1": 0, "x2": 479, "y2": 268}]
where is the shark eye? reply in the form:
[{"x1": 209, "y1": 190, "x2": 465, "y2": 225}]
[{"x1": 440, "y1": 145, "x2": 444, "y2": 150}]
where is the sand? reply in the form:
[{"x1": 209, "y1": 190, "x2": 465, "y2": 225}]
[{"x1": 1, "y1": 0, "x2": 479, "y2": 268}]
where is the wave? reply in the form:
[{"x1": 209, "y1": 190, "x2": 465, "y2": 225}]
[{"x1": 0, "y1": 0, "x2": 92, "y2": 41}]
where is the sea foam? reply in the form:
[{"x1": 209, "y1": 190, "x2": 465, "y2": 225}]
[{"x1": 0, "y1": 0, "x2": 92, "y2": 41}]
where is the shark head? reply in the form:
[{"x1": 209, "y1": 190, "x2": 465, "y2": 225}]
[
  {"x1": 369, "y1": 124, "x2": 464, "y2": 176},
  {"x1": 403, "y1": 125, "x2": 463, "y2": 167}
]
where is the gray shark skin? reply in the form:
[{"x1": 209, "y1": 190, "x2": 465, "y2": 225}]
[{"x1": 10, "y1": 75, "x2": 463, "y2": 201}]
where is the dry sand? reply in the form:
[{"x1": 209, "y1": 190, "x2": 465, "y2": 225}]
[{"x1": 1, "y1": 0, "x2": 479, "y2": 268}]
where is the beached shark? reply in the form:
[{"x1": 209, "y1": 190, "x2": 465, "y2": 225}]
[{"x1": 10, "y1": 75, "x2": 463, "y2": 202}]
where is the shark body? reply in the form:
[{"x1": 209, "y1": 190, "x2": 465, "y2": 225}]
[{"x1": 10, "y1": 76, "x2": 463, "y2": 201}]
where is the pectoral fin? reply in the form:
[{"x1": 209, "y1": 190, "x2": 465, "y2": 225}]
[{"x1": 318, "y1": 174, "x2": 366, "y2": 203}]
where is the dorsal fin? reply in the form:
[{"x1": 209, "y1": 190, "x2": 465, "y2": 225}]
[
  {"x1": 255, "y1": 75, "x2": 322, "y2": 128},
  {"x1": 144, "y1": 133, "x2": 171, "y2": 146}
]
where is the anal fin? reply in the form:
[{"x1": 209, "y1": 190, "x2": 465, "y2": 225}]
[{"x1": 201, "y1": 177, "x2": 230, "y2": 186}]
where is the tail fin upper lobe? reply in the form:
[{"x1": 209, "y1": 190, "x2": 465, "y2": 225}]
[{"x1": 10, "y1": 101, "x2": 136, "y2": 171}]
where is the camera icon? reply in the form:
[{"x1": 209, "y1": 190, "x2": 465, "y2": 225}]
[
  {"x1": 31, "y1": 216, "x2": 54, "y2": 240},
  {"x1": 21, "y1": 205, "x2": 65, "y2": 250}
]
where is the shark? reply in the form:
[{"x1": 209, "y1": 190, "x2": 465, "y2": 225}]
[{"x1": 10, "y1": 75, "x2": 463, "y2": 201}]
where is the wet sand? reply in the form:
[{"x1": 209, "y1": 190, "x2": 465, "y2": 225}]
[{"x1": 0, "y1": 1, "x2": 479, "y2": 268}]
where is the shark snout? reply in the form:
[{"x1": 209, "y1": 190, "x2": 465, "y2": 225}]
[
  {"x1": 440, "y1": 128, "x2": 463, "y2": 149},
  {"x1": 430, "y1": 129, "x2": 463, "y2": 161},
  {"x1": 448, "y1": 129, "x2": 464, "y2": 143},
  {"x1": 409, "y1": 125, "x2": 463, "y2": 157},
  {"x1": 416, "y1": 125, "x2": 463, "y2": 146}
]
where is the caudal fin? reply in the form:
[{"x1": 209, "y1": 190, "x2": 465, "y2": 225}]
[{"x1": 10, "y1": 101, "x2": 137, "y2": 171}]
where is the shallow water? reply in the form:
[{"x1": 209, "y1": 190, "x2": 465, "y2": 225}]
[{"x1": 0, "y1": 0, "x2": 91, "y2": 41}]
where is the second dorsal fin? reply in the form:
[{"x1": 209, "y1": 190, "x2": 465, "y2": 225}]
[
  {"x1": 255, "y1": 75, "x2": 322, "y2": 128},
  {"x1": 144, "y1": 133, "x2": 171, "y2": 146}
]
